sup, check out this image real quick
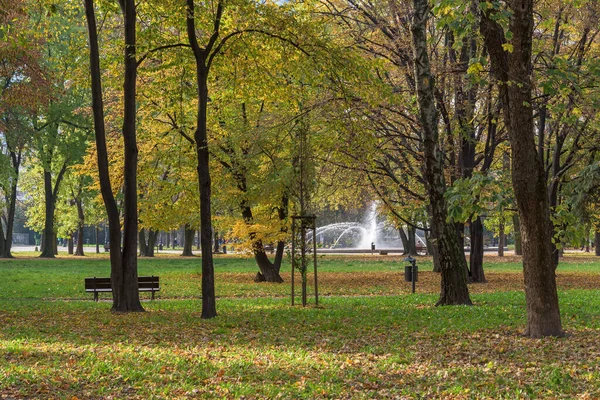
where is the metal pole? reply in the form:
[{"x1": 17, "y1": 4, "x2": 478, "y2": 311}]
[
  {"x1": 412, "y1": 260, "x2": 417, "y2": 294},
  {"x1": 291, "y1": 218, "x2": 296, "y2": 306},
  {"x1": 312, "y1": 217, "x2": 318, "y2": 306},
  {"x1": 301, "y1": 221, "x2": 307, "y2": 306}
]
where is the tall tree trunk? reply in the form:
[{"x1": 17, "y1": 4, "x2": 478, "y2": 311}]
[
  {"x1": 595, "y1": 230, "x2": 600, "y2": 257},
  {"x1": 186, "y1": 0, "x2": 218, "y2": 318},
  {"x1": 75, "y1": 199, "x2": 85, "y2": 256},
  {"x1": 139, "y1": 229, "x2": 148, "y2": 256},
  {"x1": 498, "y1": 217, "x2": 505, "y2": 257},
  {"x1": 481, "y1": 1, "x2": 563, "y2": 337},
  {"x1": 213, "y1": 230, "x2": 219, "y2": 253},
  {"x1": 407, "y1": 226, "x2": 418, "y2": 256},
  {"x1": 150, "y1": 230, "x2": 158, "y2": 256},
  {"x1": 68, "y1": 235, "x2": 74, "y2": 255},
  {"x1": 253, "y1": 241, "x2": 284, "y2": 283},
  {"x1": 0, "y1": 225, "x2": 5, "y2": 258},
  {"x1": 95, "y1": 225, "x2": 100, "y2": 254},
  {"x1": 512, "y1": 213, "x2": 522, "y2": 255},
  {"x1": 241, "y1": 203, "x2": 284, "y2": 283},
  {"x1": 84, "y1": 0, "x2": 143, "y2": 312},
  {"x1": 425, "y1": 225, "x2": 441, "y2": 272},
  {"x1": 40, "y1": 170, "x2": 58, "y2": 258},
  {"x1": 399, "y1": 228, "x2": 409, "y2": 255},
  {"x1": 182, "y1": 224, "x2": 195, "y2": 256},
  {"x1": 411, "y1": 0, "x2": 471, "y2": 306},
  {"x1": 40, "y1": 163, "x2": 67, "y2": 258},
  {"x1": 117, "y1": 0, "x2": 143, "y2": 313},
  {"x1": 469, "y1": 217, "x2": 486, "y2": 283},
  {"x1": 0, "y1": 151, "x2": 20, "y2": 258}
]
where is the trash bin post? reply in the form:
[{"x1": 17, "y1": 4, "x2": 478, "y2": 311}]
[{"x1": 403, "y1": 256, "x2": 418, "y2": 293}]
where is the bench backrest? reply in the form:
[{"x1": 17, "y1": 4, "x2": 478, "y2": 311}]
[
  {"x1": 138, "y1": 276, "x2": 160, "y2": 290},
  {"x1": 85, "y1": 277, "x2": 112, "y2": 290},
  {"x1": 85, "y1": 276, "x2": 159, "y2": 290}
]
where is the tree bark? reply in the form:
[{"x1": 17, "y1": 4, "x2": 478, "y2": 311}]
[
  {"x1": 186, "y1": 0, "x2": 218, "y2": 318},
  {"x1": 95, "y1": 225, "x2": 100, "y2": 254},
  {"x1": 182, "y1": 224, "x2": 195, "y2": 256},
  {"x1": 498, "y1": 217, "x2": 505, "y2": 257},
  {"x1": 399, "y1": 227, "x2": 409, "y2": 255},
  {"x1": 513, "y1": 213, "x2": 522, "y2": 255},
  {"x1": 595, "y1": 231, "x2": 600, "y2": 257},
  {"x1": 411, "y1": 0, "x2": 471, "y2": 306},
  {"x1": 84, "y1": 0, "x2": 143, "y2": 312},
  {"x1": 68, "y1": 235, "x2": 74, "y2": 255},
  {"x1": 481, "y1": 0, "x2": 563, "y2": 337},
  {"x1": 213, "y1": 230, "x2": 219, "y2": 253},
  {"x1": 407, "y1": 226, "x2": 418, "y2": 256},
  {"x1": 147, "y1": 230, "x2": 157, "y2": 257},
  {"x1": 469, "y1": 217, "x2": 486, "y2": 283},
  {"x1": 118, "y1": 0, "x2": 143, "y2": 312},
  {"x1": 241, "y1": 202, "x2": 284, "y2": 283},
  {"x1": 0, "y1": 149, "x2": 20, "y2": 258},
  {"x1": 139, "y1": 229, "x2": 148, "y2": 256},
  {"x1": 75, "y1": 199, "x2": 85, "y2": 256},
  {"x1": 40, "y1": 166, "x2": 67, "y2": 258}
]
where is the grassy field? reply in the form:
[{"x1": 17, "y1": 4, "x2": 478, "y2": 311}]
[{"x1": 1, "y1": 253, "x2": 600, "y2": 399}]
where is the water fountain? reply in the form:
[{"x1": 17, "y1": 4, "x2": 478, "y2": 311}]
[{"x1": 309, "y1": 203, "x2": 427, "y2": 253}]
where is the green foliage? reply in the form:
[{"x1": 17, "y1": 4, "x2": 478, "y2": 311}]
[{"x1": 445, "y1": 172, "x2": 513, "y2": 224}]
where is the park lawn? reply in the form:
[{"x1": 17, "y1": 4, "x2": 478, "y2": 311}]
[{"x1": 1, "y1": 254, "x2": 600, "y2": 399}]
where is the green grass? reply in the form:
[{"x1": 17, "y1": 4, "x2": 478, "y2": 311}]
[{"x1": 1, "y1": 254, "x2": 600, "y2": 398}]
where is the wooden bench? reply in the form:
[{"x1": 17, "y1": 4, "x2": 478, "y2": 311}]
[{"x1": 84, "y1": 276, "x2": 160, "y2": 302}]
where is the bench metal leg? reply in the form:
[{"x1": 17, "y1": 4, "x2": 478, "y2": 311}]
[{"x1": 94, "y1": 291, "x2": 98, "y2": 302}]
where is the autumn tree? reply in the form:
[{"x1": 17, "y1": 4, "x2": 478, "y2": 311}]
[
  {"x1": 480, "y1": 0, "x2": 564, "y2": 337},
  {"x1": 0, "y1": 0, "x2": 49, "y2": 258},
  {"x1": 84, "y1": 0, "x2": 143, "y2": 312}
]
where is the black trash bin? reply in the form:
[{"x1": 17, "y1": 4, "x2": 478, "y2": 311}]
[{"x1": 404, "y1": 265, "x2": 418, "y2": 282}]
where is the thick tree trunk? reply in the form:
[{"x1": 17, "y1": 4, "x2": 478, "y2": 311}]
[
  {"x1": 95, "y1": 226, "x2": 100, "y2": 254},
  {"x1": 213, "y1": 230, "x2": 219, "y2": 253},
  {"x1": 253, "y1": 241, "x2": 284, "y2": 283},
  {"x1": 139, "y1": 229, "x2": 147, "y2": 256},
  {"x1": 399, "y1": 228, "x2": 409, "y2": 255},
  {"x1": 481, "y1": 1, "x2": 563, "y2": 337},
  {"x1": 595, "y1": 231, "x2": 600, "y2": 256},
  {"x1": 425, "y1": 226, "x2": 441, "y2": 272},
  {"x1": 0, "y1": 226, "x2": 5, "y2": 258},
  {"x1": 407, "y1": 226, "x2": 418, "y2": 256},
  {"x1": 40, "y1": 171, "x2": 57, "y2": 258},
  {"x1": 68, "y1": 235, "x2": 74, "y2": 255},
  {"x1": 182, "y1": 224, "x2": 195, "y2": 256},
  {"x1": 187, "y1": 0, "x2": 218, "y2": 318},
  {"x1": 242, "y1": 203, "x2": 284, "y2": 283},
  {"x1": 75, "y1": 199, "x2": 85, "y2": 256},
  {"x1": 411, "y1": 0, "x2": 471, "y2": 306},
  {"x1": 147, "y1": 230, "x2": 157, "y2": 257},
  {"x1": 84, "y1": 0, "x2": 143, "y2": 312},
  {"x1": 114, "y1": 0, "x2": 144, "y2": 313},
  {"x1": 0, "y1": 154, "x2": 19, "y2": 258},
  {"x1": 513, "y1": 214, "x2": 522, "y2": 255},
  {"x1": 498, "y1": 218, "x2": 505, "y2": 257},
  {"x1": 469, "y1": 217, "x2": 486, "y2": 283}
]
